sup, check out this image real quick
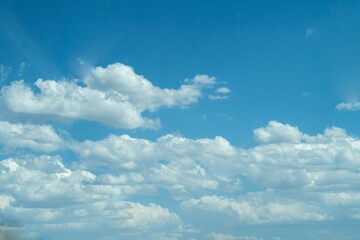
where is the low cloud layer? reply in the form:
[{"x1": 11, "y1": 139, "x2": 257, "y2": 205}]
[{"x1": 1, "y1": 120, "x2": 360, "y2": 239}]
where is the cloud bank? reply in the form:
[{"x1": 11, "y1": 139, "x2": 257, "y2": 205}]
[{"x1": 1, "y1": 119, "x2": 360, "y2": 239}]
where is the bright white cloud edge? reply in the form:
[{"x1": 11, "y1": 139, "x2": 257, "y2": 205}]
[{"x1": 0, "y1": 63, "x2": 220, "y2": 129}]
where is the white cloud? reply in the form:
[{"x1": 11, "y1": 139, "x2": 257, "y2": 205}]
[
  {"x1": 71, "y1": 134, "x2": 239, "y2": 199},
  {"x1": 181, "y1": 193, "x2": 327, "y2": 224},
  {"x1": 0, "y1": 79, "x2": 159, "y2": 129},
  {"x1": 247, "y1": 125, "x2": 360, "y2": 190},
  {"x1": 120, "y1": 202, "x2": 180, "y2": 229},
  {"x1": 85, "y1": 63, "x2": 216, "y2": 112},
  {"x1": 0, "y1": 155, "x2": 97, "y2": 203},
  {"x1": 209, "y1": 87, "x2": 231, "y2": 100},
  {"x1": 70, "y1": 120, "x2": 360, "y2": 208},
  {"x1": 0, "y1": 155, "x2": 180, "y2": 239},
  {"x1": 253, "y1": 121, "x2": 302, "y2": 144},
  {"x1": 71, "y1": 134, "x2": 158, "y2": 170},
  {"x1": 336, "y1": 101, "x2": 360, "y2": 111},
  {"x1": 2, "y1": 121, "x2": 360, "y2": 238},
  {"x1": 0, "y1": 63, "x2": 217, "y2": 129},
  {"x1": 0, "y1": 120, "x2": 63, "y2": 152},
  {"x1": 216, "y1": 87, "x2": 231, "y2": 94}
]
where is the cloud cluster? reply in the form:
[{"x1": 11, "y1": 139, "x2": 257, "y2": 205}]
[
  {"x1": 71, "y1": 134, "x2": 239, "y2": 199},
  {"x1": 0, "y1": 155, "x2": 180, "y2": 239},
  {"x1": 0, "y1": 61, "x2": 359, "y2": 239},
  {"x1": 0, "y1": 63, "x2": 219, "y2": 129},
  {"x1": 181, "y1": 193, "x2": 327, "y2": 224},
  {"x1": 248, "y1": 122, "x2": 360, "y2": 191},
  {"x1": 0, "y1": 119, "x2": 359, "y2": 239}
]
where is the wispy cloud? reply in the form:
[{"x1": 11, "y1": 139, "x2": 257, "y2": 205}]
[
  {"x1": 17, "y1": 62, "x2": 26, "y2": 77},
  {"x1": 336, "y1": 101, "x2": 360, "y2": 111},
  {"x1": 0, "y1": 65, "x2": 11, "y2": 82},
  {"x1": 305, "y1": 28, "x2": 314, "y2": 39},
  {"x1": 209, "y1": 87, "x2": 231, "y2": 101}
]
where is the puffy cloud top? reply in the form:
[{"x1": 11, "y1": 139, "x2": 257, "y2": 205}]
[
  {"x1": 253, "y1": 121, "x2": 303, "y2": 144},
  {"x1": 0, "y1": 63, "x2": 218, "y2": 129}
]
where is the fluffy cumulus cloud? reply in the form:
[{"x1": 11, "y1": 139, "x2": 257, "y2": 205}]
[
  {"x1": 0, "y1": 155, "x2": 180, "y2": 239},
  {"x1": 0, "y1": 63, "x2": 218, "y2": 129},
  {"x1": 181, "y1": 193, "x2": 327, "y2": 224},
  {"x1": 0, "y1": 121, "x2": 360, "y2": 239},
  {"x1": 248, "y1": 124, "x2": 360, "y2": 190},
  {"x1": 253, "y1": 121, "x2": 302, "y2": 144},
  {"x1": 1, "y1": 117, "x2": 360, "y2": 238},
  {"x1": 85, "y1": 64, "x2": 216, "y2": 111},
  {"x1": 68, "y1": 121, "x2": 360, "y2": 224},
  {"x1": 71, "y1": 134, "x2": 240, "y2": 199},
  {"x1": 0, "y1": 120, "x2": 63, "y2": 152}
]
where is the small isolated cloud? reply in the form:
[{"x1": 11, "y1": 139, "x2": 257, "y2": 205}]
[
  {"x1": 0, "y1": 65, "x2": 12, "y2": 82},
  {"x1": 209, "y1": 87, "x2": 231, "y2": 101},
  {"x1": 209, "y1": 95, "x2": 229, "y2": 100},
  {"x1": 216, "y1": 87, "x2": 231, "y2": 94},
  {"x1": 76, "y1": 58, "x2": 84, "y2": 65},
  {"x1": 302, "y1": 91, "x2": 310, "y2": 97},
  {"x1": 336, "y1": 101, "x2": 360, "y2": 111},
  {"x1": 305, "y1": 28, "x2": 314, "y2": 39},
  {"x1": 214, "y1": 113, "x2": 233, "y2": 120}
]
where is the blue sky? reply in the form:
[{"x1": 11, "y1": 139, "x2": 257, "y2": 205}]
[{"x1": 0, "y1": 0, "x2": 360, "y2": 239}]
